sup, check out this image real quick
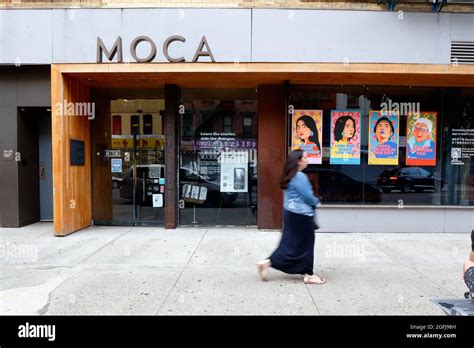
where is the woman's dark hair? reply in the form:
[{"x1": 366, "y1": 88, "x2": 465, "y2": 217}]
[
  {"x1": 334, "y1": 116, "x2": 356, "y2": 142},
  {"x1": 280, "y1": 149, "x2": 304, "y2": 190},
  {"x1": 373, "y1": 116, "x2": 395, "y2": 139},
  {"x1": 296, "y1": 115, "x2": 321, "y2": 152}
]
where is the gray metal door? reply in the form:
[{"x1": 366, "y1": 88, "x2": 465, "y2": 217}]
[{"x1": 39, "y1": 112, "x2": 53, "y2": 221}]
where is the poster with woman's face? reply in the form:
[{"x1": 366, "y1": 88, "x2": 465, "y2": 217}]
[
  {"x1": 368, "y1": 111, "x2": 399, "y2": 165},
  {"x1": 330, "y1": 110, "x2": 361, "y2": 165},
  {"x1": 406, "y1": 112, "x2": 437, "y2": 166},
  {"x1": 292, "y1": 110, "x2": 323, "y2": 164}
]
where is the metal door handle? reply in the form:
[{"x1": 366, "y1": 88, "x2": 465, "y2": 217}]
[
  {"x1": 40, "y1": 162, "x2": 46, "y2": 180},
  {"x1": 143, "y1": 173, "x2": 146, "y2": 202}
]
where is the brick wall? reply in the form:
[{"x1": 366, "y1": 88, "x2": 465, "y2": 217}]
[{"x1": 0, "y1": 0, "x2": 473, "y2": 12}]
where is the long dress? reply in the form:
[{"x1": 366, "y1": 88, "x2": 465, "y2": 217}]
[{"x1": 269, "y1": 209, "x2": 315, "y2": 276}]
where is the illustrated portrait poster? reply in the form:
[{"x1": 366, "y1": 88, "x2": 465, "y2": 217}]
[
  {"x1": 330, "y1": 110, "x2": 361, "y2": 165},
  {"x1": 291, "y1": 110, "x2": 323, "y2": 164},
  {"x1": 406, "y1": 112, "x2": 437, "y2": 166},
  {"x1": 368, "y1": 110, "x2": 399, "y2": 165}
]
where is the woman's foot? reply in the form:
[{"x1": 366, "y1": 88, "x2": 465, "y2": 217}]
[
  {"x1": 257, "y1": 259, "x2": 271, "y2": 281},
  {"x1": 303, "y1": 274, "x2": 326, "y2": 285}
]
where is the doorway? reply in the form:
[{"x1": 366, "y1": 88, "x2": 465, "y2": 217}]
[
  {"x1": 39, "y1": 111, "x2": 53, "y2": 221},
  {"x1": 94, "y1": 98, "x2": 166, "y2": 226}
]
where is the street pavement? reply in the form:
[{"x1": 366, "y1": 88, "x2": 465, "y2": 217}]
[{"x1": 0, "y1": 223, "x2": 471, "y2": 315}]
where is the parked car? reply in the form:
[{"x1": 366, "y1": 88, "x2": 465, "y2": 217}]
[
  {"x1": 305, "y1": 168, "x2": 382, "y2": 203},
  {"x1": 112, "y1": 174, "x2": 123, "y2": 189},
  {"x1": 179, "y1": 167, "x2": 237, "y2": 207},
  {"x1": 376, "y1": 167, "x2": 443, "y2": 193}
]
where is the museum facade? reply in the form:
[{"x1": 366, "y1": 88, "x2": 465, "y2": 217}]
[{"x1": 0, "y1": 8, "x2": 473, "y2": 235}]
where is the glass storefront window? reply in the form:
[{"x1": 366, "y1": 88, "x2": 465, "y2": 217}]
[
  {"x1": 289, "y1": 85, "x2": 474, "y2": 206},
  {"x1": 179, "y1": 89, "x2": 258, "y2": 225},
  {"x1": 98, "y1": 97, "x2": 166, "y2": 225}
]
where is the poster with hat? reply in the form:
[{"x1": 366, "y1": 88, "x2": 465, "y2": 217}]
[{"x1": 406, "y1": 112, "x2": 437, "y2": 166}]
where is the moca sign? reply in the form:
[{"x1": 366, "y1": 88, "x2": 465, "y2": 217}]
[{"x1": 97, "y1": 35, "x2": 215, "y2": 63}]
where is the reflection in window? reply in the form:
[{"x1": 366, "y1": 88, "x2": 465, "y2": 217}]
[
  {"x1": 112, "y1": 115, "x2": 122, "y2": 135},
  {"x1": 242, "y1": 112, "x2": 253, "y2": 138},
  {"x1": 223, "y1": 114, "x2": 233, "y2": 133},
  {"x1": 182, "y1": 111, "x2": 193, "y2": 140},
  {"x1": 143, "y1": 114, "x2": 153, "y2": 135},
  {"x1": 131, "y1": 115, "x2": 140, "y2": 136},
  {"x1": 179, "y1": 91, "x2": 258, "y2": 225},
  {"x1": 291, "y1": 85, "x2": 473, "y2": 206}
]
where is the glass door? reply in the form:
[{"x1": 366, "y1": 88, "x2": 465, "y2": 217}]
[{"x1": 110, "y1": 99, "x2": 165, "y2": 225}]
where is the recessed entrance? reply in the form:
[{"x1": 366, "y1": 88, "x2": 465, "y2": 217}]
[{"x1": 93, "y1": 97, "x2": 166, "y2": 226}]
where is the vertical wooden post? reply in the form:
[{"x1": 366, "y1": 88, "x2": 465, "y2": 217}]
[
  {"x1": 51, "y1": 66, "x2": 92, "y2": 236},
  {"x1": 164, "y1": 84, "x2": 179, "y2": 229},
  {"x1": 257, "y1": 85, "x2": 287, "y2": 229}
]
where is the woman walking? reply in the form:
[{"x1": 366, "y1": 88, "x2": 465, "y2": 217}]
[{"x1": 257, "y1": 149, "x2": 326, "y2": 285}]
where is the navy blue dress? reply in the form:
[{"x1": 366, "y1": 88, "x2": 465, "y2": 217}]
[{"x1": 269, "y1": 209, "x2": 315, "y2": 275}]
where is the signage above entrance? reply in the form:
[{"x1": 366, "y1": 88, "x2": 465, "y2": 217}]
[
  {"x1": 104, "y1": 149, "x2": 122, "y2": 158},
  {"x1": 97, "y1": 35, "x2": 215, "y2": 63}
]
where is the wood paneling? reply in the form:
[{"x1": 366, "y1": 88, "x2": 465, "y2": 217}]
[
  {"x1": 91, "y1": 90, "x2": 112, "y2": 221},
  {"x1": 50, "y1": 62, "x2": 474, "y2": 233},
  {"x1": 257, "y1": 85, "x2": 287, "y2": 229},
  {"x1": 54, "y1": 63, "x2": 474, "y2": 88},
  {"x1": 51, "y1": 66, "x2": 92, "y2": 236}
]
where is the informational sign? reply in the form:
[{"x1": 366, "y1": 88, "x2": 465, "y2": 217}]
[
  {"x1": 330, "y1": 110, "x2": 361, "y2": 165},
  {"x1": 368, "y1": 111, "x2": 399, "y2": 165},
  {"x1": 111, "y1": 158, "x2": 122, "y2": 173},
  {"x1": 149, "y1": 165, "x2": 163, "y2": 179},
  {"x1": 3, "y1": 150, "x2": 14, "y2": 161},
  {"x1": 406, "y1": 112, "x2": 437, "y2": 166},
  {"x1": 291, "y1": 110, "x2": 323, "y2": 164},
  {"x1": 198, "y1": 150, "x2": 220, "y2": 177},
  {"x1": 105, "y1": 149, "x2": 122, "y2": 158},
  {"x1": 70, "y1": 139, "x2": 85, "y2": 166},
  {"x1": 220, "y1": 151, "x2": 248, "y2": 192},
  {"x1": 182, "y1": 184, "x2": 207, "y2": 204},
  {"x1": 450, "y1": 128, "x2": 474, "y2": 166},
  {"x1": 152, "y1": 194, "x2": 163, "y2": 208},
  {"x1": 192, "y1": 134, "x2": 257, "y2": 151}
]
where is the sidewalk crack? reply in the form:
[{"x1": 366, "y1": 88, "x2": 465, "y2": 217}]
[
  {"x1": 75, "y1": 228, "x2": 133, "y2": 265},
  {"x1": 304, "y1": 283, "x2": 321, "y2": 315},
  {"x1": 153, "y1": 229, "x2": 208, "y2": 315}
]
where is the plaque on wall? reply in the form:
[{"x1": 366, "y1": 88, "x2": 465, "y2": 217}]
[{"x1": 70, "y1": 139, "x2": 85, "y2": 166}]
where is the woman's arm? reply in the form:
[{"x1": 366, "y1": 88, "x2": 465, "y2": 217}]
[{"x1": 294, "y1": 173, "x2": 320, "y2": 208}]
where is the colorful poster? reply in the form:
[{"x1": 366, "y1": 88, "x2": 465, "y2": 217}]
[
  {"x1": 368, "y1": 111, "x2": 399, "y2": 165},
  {"x1": 406, "y1": 112, "x2": 437, "y2": 166},
  {"x1": 330, "y1": 110, "x2": 361, "y2": 165},
  {"x1": 291, "y1": 110, "x2": 323, "y2": 164}
]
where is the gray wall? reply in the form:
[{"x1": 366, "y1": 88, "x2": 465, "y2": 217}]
[
  {"x1": 0, "y1": 9, "x2": 473, "y2": 64},
  {"x1": 318, "y1": 207, "x2": 474, "y2": 233},
  {"x1": 0, "y1": 66, "x2": 51, "y2": 227}
]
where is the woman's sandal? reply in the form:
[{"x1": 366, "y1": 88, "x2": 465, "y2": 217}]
[
  {"x1": 303, "y1": 274, "x2": 326, "y2": 285},
  {"x1": 257, "y1": 259, "x2": 270, "y2": 281}
]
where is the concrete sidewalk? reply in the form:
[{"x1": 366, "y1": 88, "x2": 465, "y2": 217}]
[{"x1": 0, "y1": 223, "x2": 471, "y2": 315}]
